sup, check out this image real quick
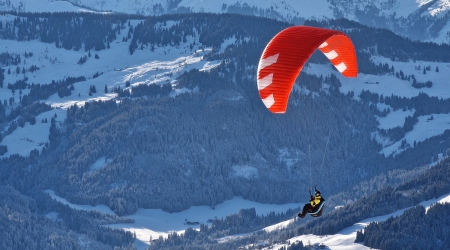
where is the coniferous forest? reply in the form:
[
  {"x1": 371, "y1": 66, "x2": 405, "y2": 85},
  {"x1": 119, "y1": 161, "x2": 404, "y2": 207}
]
[
  {"x1": 357, "y1": 203, "x2": 450, "y2": 250},
  {"x1": 1, "y1": 11, "x2": 450, "y2": 249}
]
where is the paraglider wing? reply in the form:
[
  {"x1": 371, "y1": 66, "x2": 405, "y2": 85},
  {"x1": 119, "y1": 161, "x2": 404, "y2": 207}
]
[{"x1": 257, "y1": 26, "x2": 358, "y2": 113}]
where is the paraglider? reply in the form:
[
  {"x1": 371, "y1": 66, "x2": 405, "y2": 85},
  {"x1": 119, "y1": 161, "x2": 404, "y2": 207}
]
[
  {"x1": 257, "y1": 26, "x2": 358, "y2": 113},
  {"x1": 256, "y1": 26, "x2": 357, "y2": 218},
  {"x1": 298, "y1": 186, "x2": 325, "y2": 218}
]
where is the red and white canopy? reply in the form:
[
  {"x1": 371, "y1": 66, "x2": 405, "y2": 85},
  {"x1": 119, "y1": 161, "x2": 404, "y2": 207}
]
[{"x1": 257, "y1": 26, "x2": 358, "y2": 113}]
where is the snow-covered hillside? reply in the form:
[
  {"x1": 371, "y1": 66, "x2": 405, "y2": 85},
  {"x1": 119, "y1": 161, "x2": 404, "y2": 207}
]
[
  {"x1": 0, "y1": 16, "x2": 221, "y2": 158},
  {"x1": 4, "y1": 0, "x2": 450, "y2": 43},
  {"x1": 45, "y1": 189, "x2": 302, "y2": 249},
  {"x1": 45, "y1": 186, "x2": 450, "y2": 250},
  {"x1": 52, "y1": 0, "x2": 450, "y2": 20},
  {"x1": 263, "y1": 192, "x2": 450, "y2": 250},
  {"x1": 1, "y1": 11, "x2": 450, "y2": 159},
  {"x1": 1, "y1": 6, "x2": 450, "y2": 250},
  {"x1": 0, "y1": 0, "x2": 91, "y2": 13},
  {"x1": 304, "y1": 60, "x2": 450, "y2": 157}
]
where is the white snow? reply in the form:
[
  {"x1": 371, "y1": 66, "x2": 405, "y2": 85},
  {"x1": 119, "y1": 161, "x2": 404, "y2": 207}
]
[
  {"x1": 278, "y1": 148, "x2": 304, "y2": 173},
  {"x1": 61, "y1": 0, "x2": 334, "y2": 20},
  {"x1": 219, "y1": 36, "x2": 237, "y2": 53},
  {"x1": 304, "y1": 58, "x2": 450, "y2": 157},
  {"x1": 45, "y1": 189, "x2": 116, "y2": 215},
  {"x1": 88, "y1": 157, "x2": 111, "y2": 173},
  {"x1": 263, "y1": 192, "x2": 450, "y2": 250},
  {"x1": 0, "y1": 108, "x2": 66, "y2": 158},
  {"x1": 376, "y1": 108, "x2": 415, "y2": 130},
  {"x1": 380, "y1": 113, "x2": 450, "y2": 156},
  {"x1": 44, "y1": 189, "x2": 303, "y2": 250},
  {"x1": 45, "y1": 211, "x2": 58, "y2": 221},
  {"x1": 108, "y1": 198, "x2": 301, "y2": 249},
  {"x1": 1, "y1": 5, "x2": 450, "y2": 249},
  {"x1": 199, "y1": 60, "x2": 221, "y2": 72},
  {"x1": 231, "y1": 165, "x2": 259, "y2": 179},
  {"x1": 0, "y1": 0, "x2": 94, "y2": 13},
  {"x1": 427, "y1": 0, "x2": 450, "y2": 16},
  {"x1": 6, "y1": 0, "x2": 450, "y2": 28},
  {"x1": 0, "y1": 18, "x2": 226, "y2": 158},
  {"x1": 47, "y1": 188, "x2": 450, "y2": 250}
]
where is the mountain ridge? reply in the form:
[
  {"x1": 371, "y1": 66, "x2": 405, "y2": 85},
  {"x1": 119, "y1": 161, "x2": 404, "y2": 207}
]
[{"x1": 2, "y1": 0, "x2": 450, "y2": 43}]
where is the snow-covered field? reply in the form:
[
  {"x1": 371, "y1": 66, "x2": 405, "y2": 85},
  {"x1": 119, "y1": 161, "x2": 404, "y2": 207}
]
[
  {"x1": 45, "y1": 190, "x2": 302, "y2": 249},
  {"x1": 45, "y1": 187, "x2": 450, "y2": 250}
]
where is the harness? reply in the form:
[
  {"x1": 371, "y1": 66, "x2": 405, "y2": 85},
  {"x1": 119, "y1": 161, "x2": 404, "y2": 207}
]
[{"x1": 309, "y1": 200, "x2": 325, "y2": 217}]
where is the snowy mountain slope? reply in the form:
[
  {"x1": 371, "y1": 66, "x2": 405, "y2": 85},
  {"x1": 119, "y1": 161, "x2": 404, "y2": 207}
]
[
  {"x1": 1, "y1": 12, "x2": 450, "y2": 159},
  {"x1": 4, "y1": 0, "x2": 450, "y2": 43},
  {"x1": 0, "y1": 16, "x2": 223, "y2": 158},
  {"x1": 60, "y1": 0, "x2": 450, "y2": 20},
  {"x1": 0, "y1": 17, "x2": 448, "y2": 231},
  {"x1": 0, "y1": 0, "x2": 93, "y2": 12},
  {"x1": 42, "y1": 152, "x2": 449, "y2": 250},
  {"x1": 45, "y1": 189, "x2": 302, "y2": 249},
  {"x1": 2, "y1": 11, "x2": 450, "y2": 249},
  {"x1": 304, "y1": 60, "x2": 450, "y2": 156},
  {"x1": 44, "y1": 183, "x2": 450, "y2": 250},
  {"x1": 265, "y1": 193, "x2": 450, "y2": 250}
]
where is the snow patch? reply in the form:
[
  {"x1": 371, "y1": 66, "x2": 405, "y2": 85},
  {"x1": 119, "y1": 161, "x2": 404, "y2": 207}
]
[
  {"x1": 199, "y1": 60, "x2": 221, "y2": 72},
  {"x1": 46, "y1": 212, "x2": 58, "y2": 221},
  {"x1": 278, "y1": 148, "x2": 304, "y2": 172},
  {"x1": 88, "y1": 157, "x2": 112, "y2": 173},
  {"x1": 231, "y1": 165, "x2": 259, "y2": 179},
  {"x1": 106, "y1": 197, "x2": 302, "y2": 249},
  {"x1": 219, "y1": 36, "x2": 237, "y2": 53},
  {"x1": 376, "y1": 108, "x2": 415, "y2": 130},
  {"x1": 0, "y1": 109, "x2": 66, "y2": 159},
  {"x1": 380, "y1": 113, "x2": 450, "y2": 156},
  {"x1": 304, "y1": 59, "x2": 450, "y2": 158},
  {"x1": 45, "y1": 190, "x2": 116, "y2": 215}
]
